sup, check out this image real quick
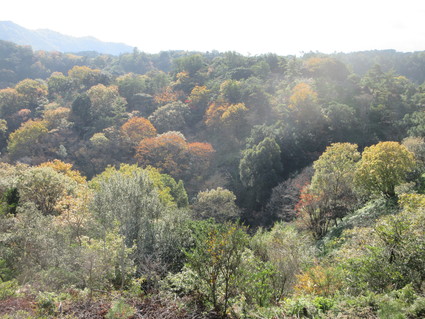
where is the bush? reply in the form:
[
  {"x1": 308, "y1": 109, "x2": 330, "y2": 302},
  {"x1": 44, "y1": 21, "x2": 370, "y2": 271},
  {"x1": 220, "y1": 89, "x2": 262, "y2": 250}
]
[
  {"x1": 0, "y1": 310, "x2": 34, "y2": 319},
  {"x1": 106, "y1": 298, "x2": 136, "y2": 319},
  {"x1": 294, "y1": 265, "x2": 343, "y2": 296},
  {"x1": 407, "y1": 296, "x2": 425, "y2": 318},
  {"x1": 283, "y1": 296, "x2": 317, "y2": 318},
  {"x1": 36, "y1": 292, "x2": 57, "y2": 316},
  {"x1": 0, "y1": 280, "x2": 18, "y2": 300},
  {"x1": 313, "y1": 296, "x2": 334, "y2": 312}
]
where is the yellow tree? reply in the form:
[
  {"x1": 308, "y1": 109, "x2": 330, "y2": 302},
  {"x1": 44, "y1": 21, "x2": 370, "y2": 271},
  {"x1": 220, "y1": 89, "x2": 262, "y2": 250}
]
[
  {"x1": 189, "y1": 85, "x2": 210, "y2": 121},
  {"x1": 205, "y1": 103, "x2": 247, "y2": 131},
  {"x1": 355, "y1": 141, "x2": 416, "y2": 198},
  {"x1": 7, "y1": 120, "x2": 48, "y2": 160},
  {"x1": 39, "y1": 159, "x2": 86, "y2": 184},
  {"x1": 189, "y1": 85, "x2": 210, "y2": 109},
  {"x1": 288, "y1": 82, "x2": 321, "y2": 124}
]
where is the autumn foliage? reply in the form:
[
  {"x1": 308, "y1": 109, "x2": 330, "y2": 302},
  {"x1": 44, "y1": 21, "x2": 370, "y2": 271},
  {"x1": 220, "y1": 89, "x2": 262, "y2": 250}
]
[
  {"x1": 204, "y1": 102, "x2": 247, "y2": 128},
  {"x1": 135, "y1": 132, "x2": 214, "y2": 180},
  {"x1": 289, "y1": 82, "x2": 318, "y2": 107},
  {"x1": 39, "y1": 159, "x2": 86, "y2": 184},
  {"x1": 295, "y1": 184, "x2": 332, "y2": 240},
  {"x1": 153, "y1": 86, "x2": 183, "y2": 105},
  {"x1": 120, "y1": 116, "x2": 157, "y2": 145},
  {"x1": 294, "y1": 265, "x2": 343, "y2": 296}
]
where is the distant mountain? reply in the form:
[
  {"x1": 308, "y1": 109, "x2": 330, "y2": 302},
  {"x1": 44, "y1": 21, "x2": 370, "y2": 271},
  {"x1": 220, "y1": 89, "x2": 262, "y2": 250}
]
[{"x1": 0, "y1": 21, "x2": 133, "y2": 55}]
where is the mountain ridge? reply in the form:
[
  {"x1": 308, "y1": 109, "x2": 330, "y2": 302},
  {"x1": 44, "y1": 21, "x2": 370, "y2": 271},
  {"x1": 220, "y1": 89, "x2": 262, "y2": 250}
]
[{"x1": 0, "y1": 21, "x2": 133, "y2": 55}]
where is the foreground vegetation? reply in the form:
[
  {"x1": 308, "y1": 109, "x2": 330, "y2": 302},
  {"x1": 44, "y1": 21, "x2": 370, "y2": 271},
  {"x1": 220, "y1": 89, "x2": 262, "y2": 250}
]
[{"x1": 1, "y1": 40, "x2": 425, "y2": 317}]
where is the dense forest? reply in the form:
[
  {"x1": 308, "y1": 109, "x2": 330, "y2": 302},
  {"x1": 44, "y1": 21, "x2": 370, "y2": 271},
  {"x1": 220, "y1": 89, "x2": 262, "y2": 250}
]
[{"x1": 1, "y1": 39, "x2": 425, "y2": 318}]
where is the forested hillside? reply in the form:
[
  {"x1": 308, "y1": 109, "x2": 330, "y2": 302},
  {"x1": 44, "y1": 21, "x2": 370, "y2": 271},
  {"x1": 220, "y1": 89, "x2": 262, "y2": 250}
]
[{"x1": 1, "y1": 40, "x2": 425, "y2": 318}]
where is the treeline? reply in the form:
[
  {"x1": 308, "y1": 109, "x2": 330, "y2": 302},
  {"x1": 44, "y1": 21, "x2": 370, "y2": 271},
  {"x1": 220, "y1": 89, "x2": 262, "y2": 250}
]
[
  {"x1": 2, "y1": 41, "x2": 425, "y2": 217},
  {"x1": 1, "y1": 41, "x2": 425, "y2": 318}
]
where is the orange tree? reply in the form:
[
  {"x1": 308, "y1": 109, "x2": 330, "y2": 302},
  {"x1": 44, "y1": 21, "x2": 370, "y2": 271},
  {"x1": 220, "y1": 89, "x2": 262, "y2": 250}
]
[
  {"x1": 120, "y1": 116, "x2": 157, "y2": 146},
  {"x1": 135, "y1": 132, "x2": 214, "y2": 182}
]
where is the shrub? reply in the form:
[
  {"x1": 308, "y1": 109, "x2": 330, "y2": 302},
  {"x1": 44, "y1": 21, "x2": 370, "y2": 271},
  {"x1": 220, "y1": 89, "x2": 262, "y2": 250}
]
[
  {"x1": 0, "y1": 280, "x2": 18, "y2": 300},
  {"x1": 106, "y1": 298, "x2": 136, "y2": 319}
]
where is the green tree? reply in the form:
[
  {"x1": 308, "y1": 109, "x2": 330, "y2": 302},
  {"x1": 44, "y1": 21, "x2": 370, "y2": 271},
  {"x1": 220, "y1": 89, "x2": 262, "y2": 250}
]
[
  {"x1": 342, "y1": 194, "x2": 425, "y2": 292},
  {"x1": 185, "y1": 221, "x2": 248, "y2": 316},
  {"x1": 360, "y1": 66, "x2": 415, "y2": 141},
  {"x1": 0, "y1": 88, "x2": 21, "y2": 120},
  {"x1": 148, "y1": 101, "x2": 191, "y2": 133},
  {"x1": 192, "y1": 187, "x2": 240, "y2": 223},
  {"x1": 70, "y1": 93, "x2": 93, "y2": 137},
  {"x1": 79, "y1": 228, "x2": 134, "y2": 292},
  {"x1": 115, "y1": 72, "x2": 153, "y2": 112},
  {"x1": 15, "y1": 78, "x2": 48, "y2": 110},
  {"x1": 47, "y1": 72, "x2": 73, "y2": 100},
  {"x1": 0, "y1": 119, "x2": 7, "y2": 151},
  {"x1": 239, "y1": 137, "x2": 283, "y2": 207},
  {"x1": 90, "y1": 164, "x2": 189, "y2": 276},
  {"x1": 219, "y1": 79, "x2": 242, "y2": 104},
  {"x1": 116, "y1": 73, "x2": 147, "y2": 101},
  {"x1": 251, "y1": 223, "x2": 312, "y2": 300},
  {"x1": 322, "y1": 102, "x2": 358, "y2": 142},
  {"x1": 86, "y1": 84, "x2": 126, "y2": 132},
  {"x1": 173, "y1": 54, "x2": 205, "y2": 76},
  {"x1": 68, "y1": 65, "x2": 110, "y2": 91},
  {"x1": 405, "y1": 110, "x2": 425, "y2": 138},
  {"x1": 18, "y1": 166, "x2": 77, "y2": 216},
  {"x1": 90, "y1": 165, "x2": 162, "y2": 267},
  {"x1": 402, "y1": 136, "x2": 425, "y2": 174},
  {"x1": 310, "y1": 143, "x2": 361, "y2": 222},
  {"x1": 145, "y1": 166, "x2": 189, "y2": 208},
  {"x1": 355, "y1": 141, "x2": 416, "y2": 198}
]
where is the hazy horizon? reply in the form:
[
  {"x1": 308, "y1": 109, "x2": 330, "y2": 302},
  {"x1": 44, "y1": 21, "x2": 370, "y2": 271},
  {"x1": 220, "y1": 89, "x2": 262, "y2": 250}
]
[{"x1": 2, "y1": 0, "x2": 425, "y2": 56}]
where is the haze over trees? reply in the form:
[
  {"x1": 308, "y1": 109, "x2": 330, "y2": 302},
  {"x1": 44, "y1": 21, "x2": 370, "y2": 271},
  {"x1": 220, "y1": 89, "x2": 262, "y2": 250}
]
[{"x1": 1, "y1": 40, "x2": 425, "y2": 318}]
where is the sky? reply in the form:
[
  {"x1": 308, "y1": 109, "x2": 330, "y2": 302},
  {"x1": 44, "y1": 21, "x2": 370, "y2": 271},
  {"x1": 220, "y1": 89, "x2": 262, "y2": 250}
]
[{"x1": 1, "y1": 0, "x2": 425, "y2": 55}]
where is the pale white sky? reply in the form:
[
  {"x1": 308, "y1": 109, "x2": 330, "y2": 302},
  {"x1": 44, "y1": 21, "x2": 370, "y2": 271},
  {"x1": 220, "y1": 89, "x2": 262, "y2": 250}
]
[{"x1": 1, "y1": 0, "x2": 425, "y2": 55}]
